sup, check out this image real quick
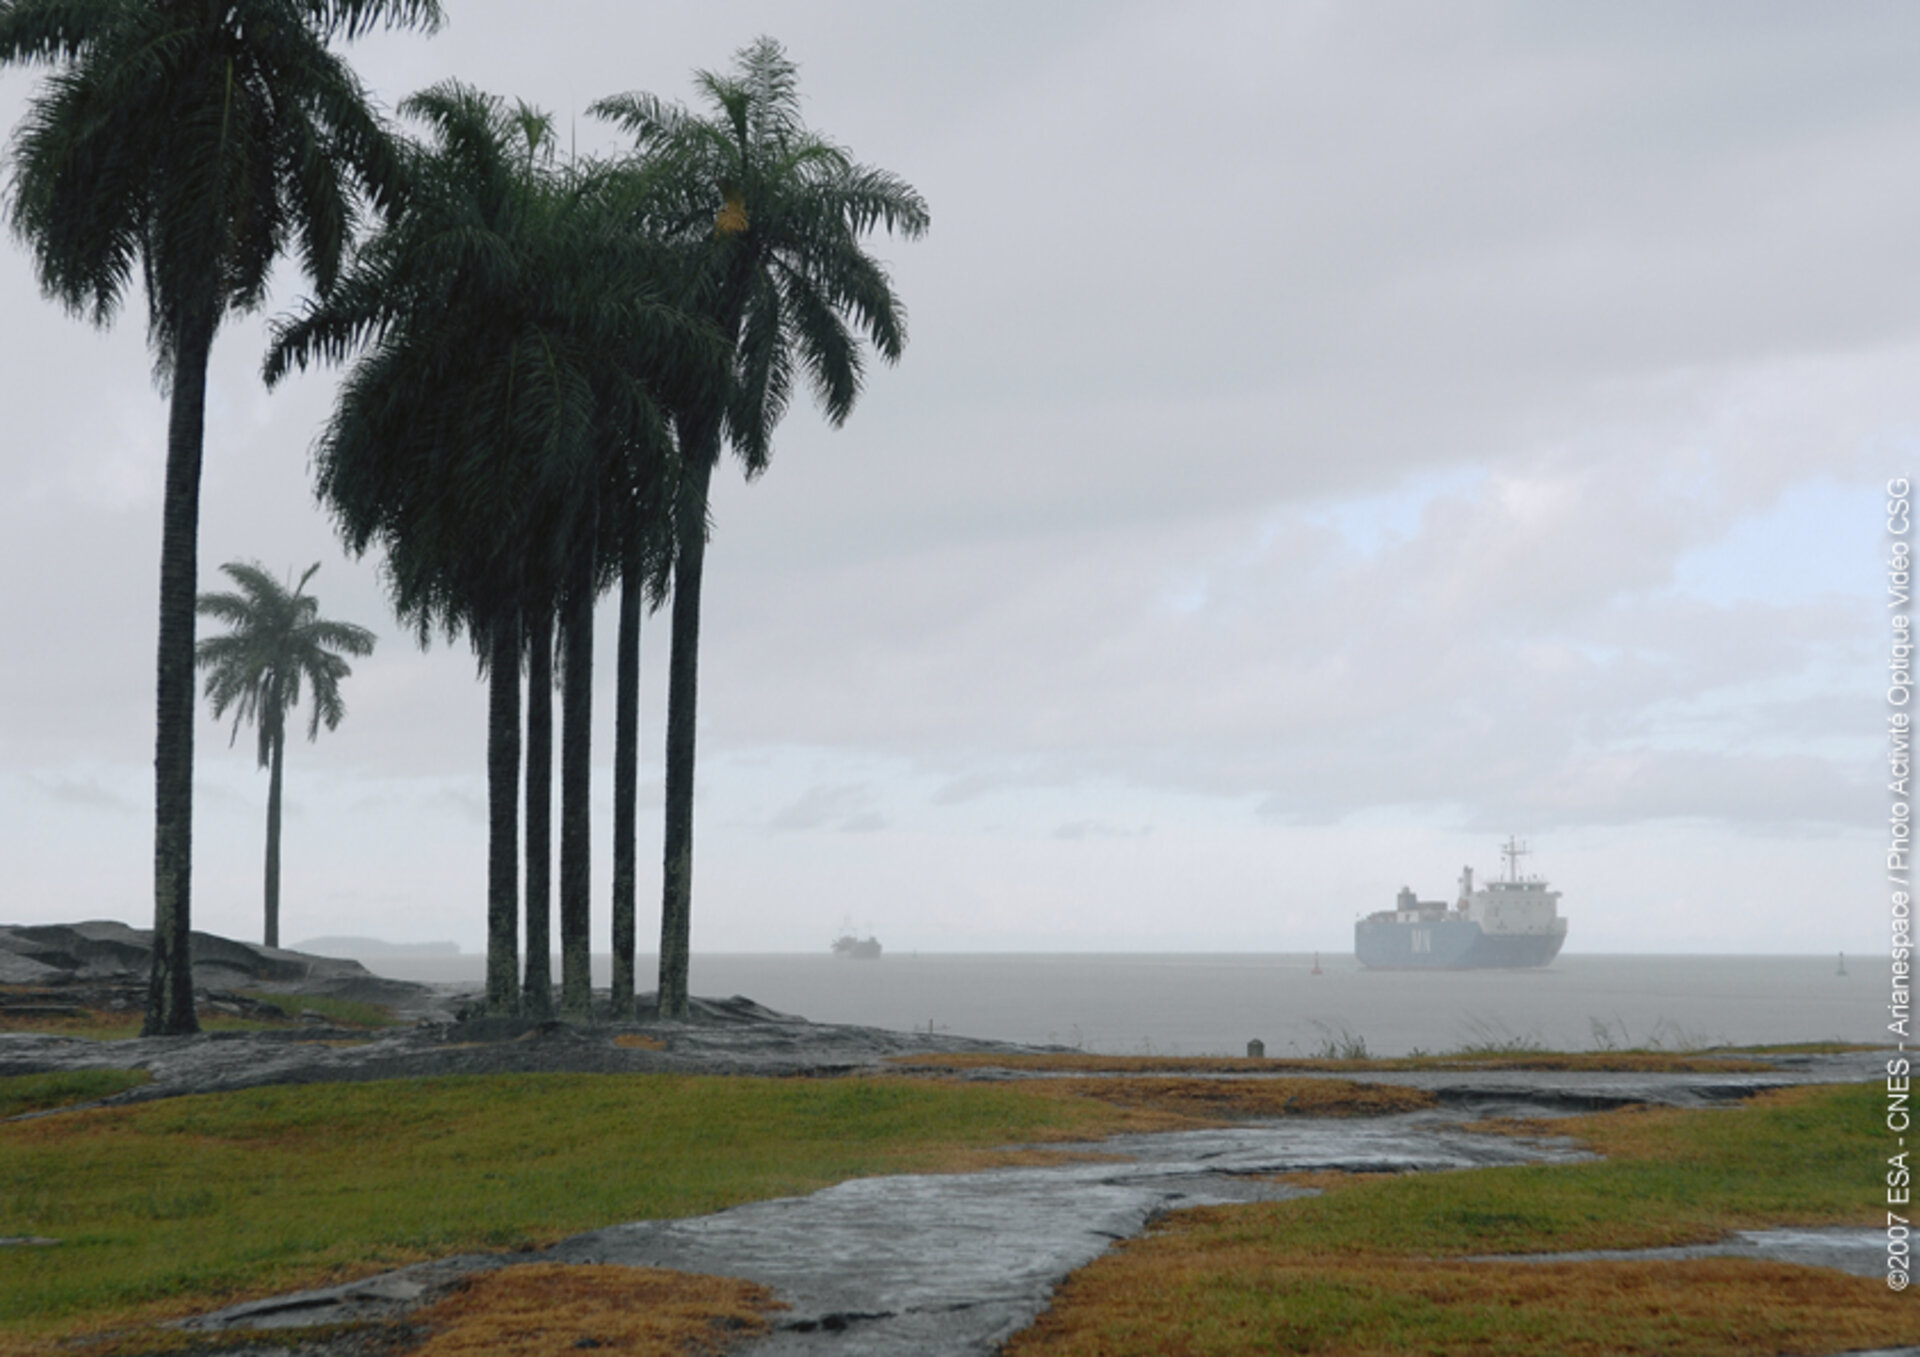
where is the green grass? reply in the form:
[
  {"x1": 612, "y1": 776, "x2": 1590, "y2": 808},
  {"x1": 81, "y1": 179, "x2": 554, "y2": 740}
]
[
  {"x1": 1, "y1": 990, "x2": 396, "y2": 1043},
  {"x1": 0, "y1": 1072, "x2": 1142, "y2": 1338},
  {"x1": 232, "y1": 989, "x2": 399, "y2": 1029},
  {"x1": 0, "y1": 1071, "x2": 150, "y2": 1119},
  {"x1": 1006, "y1": 1084, "x2": 1919, "y2": 1357},
  {"x1": 1201, "y1": 1084, "x2": 1884, "y2": 1260}
]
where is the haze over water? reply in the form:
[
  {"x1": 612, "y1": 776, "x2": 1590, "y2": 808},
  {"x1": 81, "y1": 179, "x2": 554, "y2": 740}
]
[{"x1": 343, "y1": 950, "x2": 1876, "y2": 1058}]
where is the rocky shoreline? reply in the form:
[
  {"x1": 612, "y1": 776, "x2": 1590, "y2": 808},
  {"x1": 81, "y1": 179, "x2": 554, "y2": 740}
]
[{"x1": 1, "y1": 920, "x2": 1885, "y2": 1108}]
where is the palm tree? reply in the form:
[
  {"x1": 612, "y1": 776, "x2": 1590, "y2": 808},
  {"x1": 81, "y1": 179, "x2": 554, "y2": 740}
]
[
  {"x1": 607, "y1": 529, "x2": 669, "y2": 1018},
  {"x1": 0, "y1": 0, "x2": 442, "y2": 1035},
  {"x1": 522, "y1": 609, "x2": 556, "y2": 1019},
  {"x1": 267, "y1": 82, "x2": 718, "y2": 1015},
  {"x1": 594, "y1": 38, "x2": 928, "y2": 1017},
  {"x1": 196, "y1": 561, "x2": 376, "y2": 949}
]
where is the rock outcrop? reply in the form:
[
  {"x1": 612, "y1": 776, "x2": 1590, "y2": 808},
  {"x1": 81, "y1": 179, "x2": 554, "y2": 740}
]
[{"x1": 0, "y1": 920, "x2": 435, "y2": 1012}]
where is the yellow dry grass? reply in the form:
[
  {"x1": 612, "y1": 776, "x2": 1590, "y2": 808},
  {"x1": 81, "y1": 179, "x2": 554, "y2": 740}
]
[
  {"x1": 611, "y1": 1033, "x2": 667, "y2": 1051},
  {"x1": 408, "y1": 1263, "x2": 781, "y2": 1357},
  {"x1": 0, "y1": 1006, "x2": 142, "y2": 1041},
  {"x1": 1045, "y1": 1076, "x2": 1433, "y2": 1121},
  {"x1": 1005, "y1": 1253, "x2": 1917, "y2": 1357}
]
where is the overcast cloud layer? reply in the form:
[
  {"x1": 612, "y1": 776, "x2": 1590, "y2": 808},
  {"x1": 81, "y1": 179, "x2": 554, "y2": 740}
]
[{"x1": 0, "y1": 1, "x2": 1907, "y2": 955}]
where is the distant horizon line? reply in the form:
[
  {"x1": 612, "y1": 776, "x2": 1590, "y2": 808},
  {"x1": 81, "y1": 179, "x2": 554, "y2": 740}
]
[{"x1": 291, "y1": 940, "x2": 1871, "y2": 961}]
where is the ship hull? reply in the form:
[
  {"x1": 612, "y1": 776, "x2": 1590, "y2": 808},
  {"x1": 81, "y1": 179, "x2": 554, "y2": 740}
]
[{"x1": 1354, "y1": 917, "x2": 1564, "y2": 970}]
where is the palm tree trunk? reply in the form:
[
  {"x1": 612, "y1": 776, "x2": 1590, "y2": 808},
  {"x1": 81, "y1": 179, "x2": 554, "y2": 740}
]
[
  {"x1": 559, "y1": 545, "x2": 595, "y2": 1019},
  {"x1": 522, "y1": 607, "x2": 555, "y2": 1019},
  {"x1": 611, "y1": 540, "x2": 641, "y2": 1018},
  {"x1": 264, "y1": 716, "x2": 285, "y2": 950},
  {"x1": 657, "y1": 458, "x2": 713, "y2": 1020},
  {"x1": 145, "y1": 304, "x2": 215, "y2": 1037},
  {"x1": 486, "y1": 612, "x2": 522, "y2": 1015}
]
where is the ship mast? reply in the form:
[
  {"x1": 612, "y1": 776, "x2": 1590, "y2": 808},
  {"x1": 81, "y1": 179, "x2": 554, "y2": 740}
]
[{"x1": 1501, "y1": 835, "x2": 1530, "y2": 883}]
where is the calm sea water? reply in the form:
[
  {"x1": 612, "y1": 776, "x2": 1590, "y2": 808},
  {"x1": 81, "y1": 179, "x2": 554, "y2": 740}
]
[{"x1": 352, "y1": 951, "x2": 1882, "y2": 1058}]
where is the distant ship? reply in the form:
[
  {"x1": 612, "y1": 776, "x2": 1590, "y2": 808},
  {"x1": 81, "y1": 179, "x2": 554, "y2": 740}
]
[
  {"x1": 831, "y1": 925, "x2": 882, "y2": 960},
  {"x1": 1355, "y1": 837, "x2": 1567, "y2": 970}
]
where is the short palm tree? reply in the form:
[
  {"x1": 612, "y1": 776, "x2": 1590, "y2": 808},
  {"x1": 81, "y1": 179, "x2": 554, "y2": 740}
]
[
  {"x1": 197, "y1": 562, "x2": 376, "y2": 949},
  {"x1": 594, "y1": 37, "x2": 928, "y2": 1017},
  {"x1": 0, "y1": 0, "x2": 441, "y2": 1034}
]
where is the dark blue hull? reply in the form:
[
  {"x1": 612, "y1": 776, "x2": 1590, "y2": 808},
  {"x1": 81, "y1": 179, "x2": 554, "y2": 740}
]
[{"x1": 1354, "y1": 917, "x2": 1564, "y2": 969}]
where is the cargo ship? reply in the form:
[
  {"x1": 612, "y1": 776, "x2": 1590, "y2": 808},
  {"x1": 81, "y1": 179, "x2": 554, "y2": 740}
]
[
  {"x1": 831, "y1": 918, "x2": 882, "y2": 959},
  {"x1": 1355, "y1": 837, "x2": 1567, "y2": 969}
]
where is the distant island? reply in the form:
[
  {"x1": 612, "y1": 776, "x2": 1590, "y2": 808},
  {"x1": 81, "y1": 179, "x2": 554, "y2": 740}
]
[{"x1": 293, "y1": 937, "x2": 462, "y2": 958}]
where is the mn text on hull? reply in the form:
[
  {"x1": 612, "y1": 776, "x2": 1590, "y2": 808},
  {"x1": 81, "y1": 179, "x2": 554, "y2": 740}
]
[{"x1": 1355, "y1": 837, "x2": 1567, "y2": 970}]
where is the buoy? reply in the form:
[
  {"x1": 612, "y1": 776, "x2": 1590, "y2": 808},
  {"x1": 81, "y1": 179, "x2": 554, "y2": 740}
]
[
  {"x1": 1311, "y1": 951, "x2": 1323, "y2": 975},
  {"x1": 1838, "y1": 951, "x2": 1848, "y2": 977}
]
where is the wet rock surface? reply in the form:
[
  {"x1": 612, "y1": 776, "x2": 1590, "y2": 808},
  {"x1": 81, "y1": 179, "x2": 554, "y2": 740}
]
[
  {"x1": 1247, "y1": 1052, "x2": 1894, "y2": 1114},
  {"x1": 0, "y1": 1003, "x2": 1081, "y2": 1107},
  {"x1": 1472, "y1": 1225, "x2": 1897, "y2": 1277},
  {"x1": 0, "y1": 920, "x2": 447, "y2": 1019},
  {"x1": 0, "y1": 923, "x2": 1076, "y2": 1102},
  {"x1": 543, "y1": 1117, "x2": 1591, "y2": 1355},
  {"x1": 177, "y1": 1255, "x2": 507, "y2": 1335}
]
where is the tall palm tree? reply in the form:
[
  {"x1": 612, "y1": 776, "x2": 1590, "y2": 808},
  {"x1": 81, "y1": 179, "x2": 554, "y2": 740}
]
[
  {"x1": 196, "y1": 561, "x2": 376, "y2": 949},
  {"x1": 0, "y1": 0, "x2": 441, "y2": 1035},
  {"x1": 522, "y1": 609, "x2": 556, "y2": 1019},
  {"x1": 268, "y1": 82, "x2": 718, "y2": 1015},
  {"x1": 594, "y1": 38, "x2": 928, "y2": 1017},
  {"x1": 607, "y1": 527, "x2": 672, "y2": 1017}
]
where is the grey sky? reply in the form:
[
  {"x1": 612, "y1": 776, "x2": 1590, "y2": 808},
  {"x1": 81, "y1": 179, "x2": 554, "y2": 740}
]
[{"x1": 0, "y1": 2, "x2": 1907, "y2": 954}]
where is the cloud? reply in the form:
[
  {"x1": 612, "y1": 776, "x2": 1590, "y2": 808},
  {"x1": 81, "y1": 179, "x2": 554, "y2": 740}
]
[
  {"x1": 0, "y1": 3, "x2": 1908, "y2": 952},
  {"x1": 31, "y1": 771, "x2": 138, "y2": 814},
  {"x1": 1053, "y1": 821, "x2": 1151, "y2": 841},
  {"x1": 767, "y1": 784, "x2": 877, "y2": 834}
]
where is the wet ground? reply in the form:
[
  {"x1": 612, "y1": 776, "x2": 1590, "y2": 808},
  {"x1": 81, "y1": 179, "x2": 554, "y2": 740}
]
[
  {"x1": 170, "y1": 1086, "x2": 1909, "y2": 1357},
  {"x1": 86, "y1": 1041, "x2": 1891, "y2": 1357},
  {"x1": 182, "y1": 1113, "x2": 1591, "y2": 1354}
]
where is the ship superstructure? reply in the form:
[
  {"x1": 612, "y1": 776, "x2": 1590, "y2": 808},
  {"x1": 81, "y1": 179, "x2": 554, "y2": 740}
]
[{"x1": 831, "y1": 915, "x2": 883, "y2": 959}]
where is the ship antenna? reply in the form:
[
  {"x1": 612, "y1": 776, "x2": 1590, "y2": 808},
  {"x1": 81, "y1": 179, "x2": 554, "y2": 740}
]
[{"x1": 1503, "y1": 836, "x2": 1529, "y2": 882}]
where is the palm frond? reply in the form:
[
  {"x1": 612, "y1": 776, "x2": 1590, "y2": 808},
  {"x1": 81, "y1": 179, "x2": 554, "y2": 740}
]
[
  {"x1": 4, "y1": 0, "x2": 440, "y2": 369},
  {"x1": 195, "y1": 558, "x2": 376, "y2": 765},
  {"x1": 591, "y1": 35, "x2": 925, "y2": 482}
]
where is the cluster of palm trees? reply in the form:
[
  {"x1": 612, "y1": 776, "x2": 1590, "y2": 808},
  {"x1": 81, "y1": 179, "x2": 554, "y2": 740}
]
[{"x1": 1, "y1": 1, "x2": 925, "y2": 1034}]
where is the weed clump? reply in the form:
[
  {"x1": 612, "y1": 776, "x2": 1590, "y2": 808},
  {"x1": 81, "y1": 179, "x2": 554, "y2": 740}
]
[{"x1": 0, "y1": 1070, "x2": 149, "y2": 1118}]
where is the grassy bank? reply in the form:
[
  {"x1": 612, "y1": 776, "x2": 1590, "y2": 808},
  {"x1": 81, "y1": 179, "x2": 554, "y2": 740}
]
[
  {"x1": 3, "y1": 1068, "x2": 1904, "y2": 1355},
  {"x1": 1006, "y1": 1083, "x2": 1915, "y2": 1356},
  {"x1": 0, "y1": 1071, "x2": 1185, "y2": 1347}
]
